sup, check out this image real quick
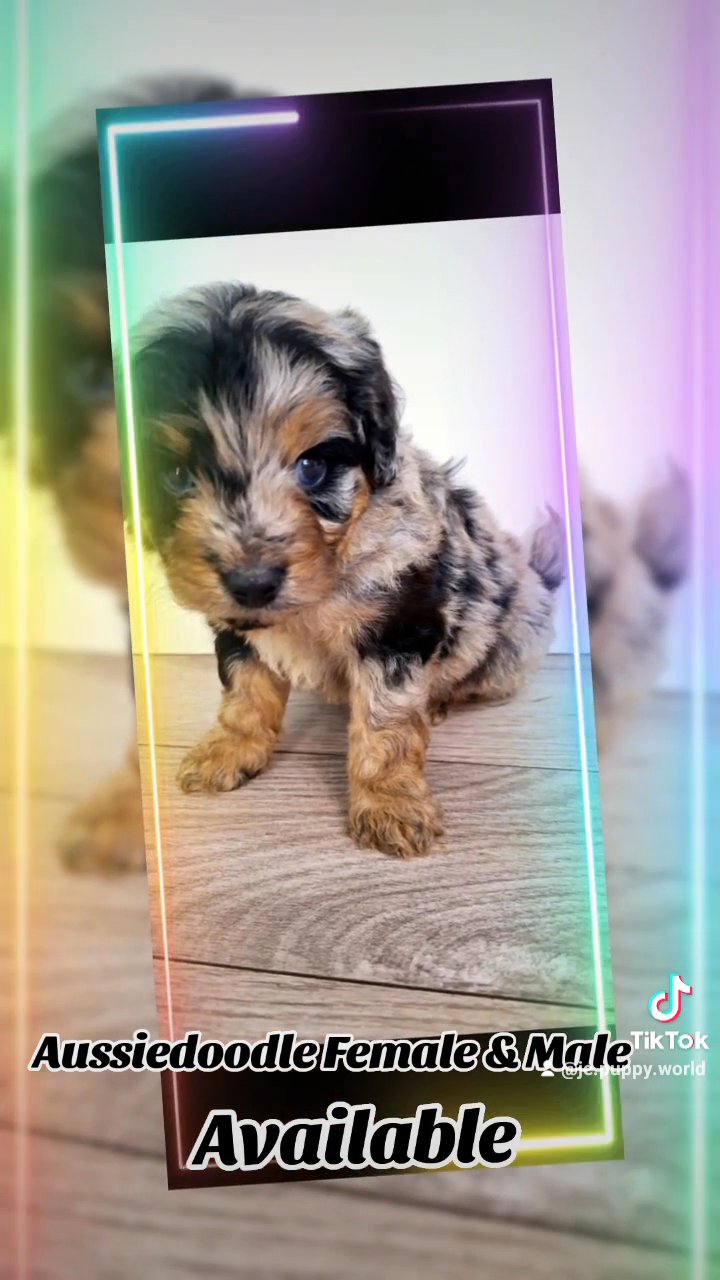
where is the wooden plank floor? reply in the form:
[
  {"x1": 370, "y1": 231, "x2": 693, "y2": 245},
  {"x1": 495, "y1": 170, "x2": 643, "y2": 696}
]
[
  {"x1": 138, "y1": 651, "x2": 598, "y2": 773},
  {"x1": 2, "y1": 650, "x2": 714, "y2": 1277},
  {"x1": 136, "y1": 651, "x2": 603, "y2": 1024},
  {"x1": 0, "y1": 1136, "x2": 683, "y2": 1280}
]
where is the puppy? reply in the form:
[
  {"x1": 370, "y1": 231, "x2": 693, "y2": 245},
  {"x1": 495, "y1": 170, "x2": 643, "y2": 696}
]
[{"x1": 132, "y1": 283, "x2": 565, "y2": 858}]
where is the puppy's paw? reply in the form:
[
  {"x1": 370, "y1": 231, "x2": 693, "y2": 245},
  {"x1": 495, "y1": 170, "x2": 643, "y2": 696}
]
[
  {"x1": 349, "y1": 788, "x2": 444, "y2": 859},
  {"x1": 60, "y1": 761, "x2": 145, "y2": 875},
  {"x1": 178, "y1": 727, "x2": 273, "y2": 793}
]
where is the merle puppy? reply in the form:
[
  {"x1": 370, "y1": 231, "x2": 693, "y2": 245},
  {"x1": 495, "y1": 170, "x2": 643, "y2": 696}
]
[{"x1": 132, "y1": 283, "x2": 565, "y2": 858}]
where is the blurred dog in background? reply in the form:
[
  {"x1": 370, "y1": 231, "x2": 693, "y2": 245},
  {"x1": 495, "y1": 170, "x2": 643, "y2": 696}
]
[
  {"x1": 25, "y1": 79, "x2": 691, "y2": 871},
  {"x1": 29, "y1": 78, "x2": 261, "y2": 872},
  {"x1": 582, "y1": 466, "x2": 690, "y2": 748}
]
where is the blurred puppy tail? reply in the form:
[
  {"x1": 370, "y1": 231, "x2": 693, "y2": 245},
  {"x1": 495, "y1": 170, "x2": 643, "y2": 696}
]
[
  {"x1": 529, "y1": 506, "x2": 565, "y2": 592},
  {"x1": 634, "y1": 464, "x2": 691, "y2": 591}
]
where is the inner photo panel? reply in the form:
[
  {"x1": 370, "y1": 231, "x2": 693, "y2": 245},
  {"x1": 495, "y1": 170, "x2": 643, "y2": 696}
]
[{"x1": 97, "y1": 80, "x2": 619, "y2": 1188}]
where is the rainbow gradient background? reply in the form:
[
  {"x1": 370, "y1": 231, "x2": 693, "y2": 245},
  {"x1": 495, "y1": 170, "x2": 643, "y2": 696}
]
[{"x1": 2, "y1": 1, "x2": 718, "y2": 1276}]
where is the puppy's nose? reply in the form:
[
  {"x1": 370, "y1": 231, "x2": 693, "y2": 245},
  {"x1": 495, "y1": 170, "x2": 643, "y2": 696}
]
[{"x1": 222, "y1": 562, "x2": 286, "y2": 607}]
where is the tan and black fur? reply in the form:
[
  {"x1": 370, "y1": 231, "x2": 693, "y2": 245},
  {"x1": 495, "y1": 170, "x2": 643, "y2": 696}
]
[{"x1": 133, "y1": 284, "x2": 566, "y2": 858}]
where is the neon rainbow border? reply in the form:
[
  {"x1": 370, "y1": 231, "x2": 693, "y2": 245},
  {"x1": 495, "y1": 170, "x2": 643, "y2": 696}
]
[
  {"x1": 10, "y1": 0, "x2": 30, "y2": 1274},
  {"x1": 100, "y1": 94, "x2": 617, "y2": 1165},
  {"x1": 687, "y1": 2, "x2": 714, "y2": 1273}
]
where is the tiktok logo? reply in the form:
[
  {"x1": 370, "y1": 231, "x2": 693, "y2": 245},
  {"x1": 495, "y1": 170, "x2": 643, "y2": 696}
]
[{"x1": 648, "y1": 974, "x2": 693, "y2": 1023}]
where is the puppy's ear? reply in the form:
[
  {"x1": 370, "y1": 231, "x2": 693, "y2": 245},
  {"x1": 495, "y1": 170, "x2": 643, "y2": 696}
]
[
  {"x1": 358, "y1": 342, "x2": 400, "y2": 488},
  {"x1": 634, "y1": 464, "x2": 691, "y2": 592},
  {"x1": 331, "y1": 308, "x2": 399, "y2": 489}
]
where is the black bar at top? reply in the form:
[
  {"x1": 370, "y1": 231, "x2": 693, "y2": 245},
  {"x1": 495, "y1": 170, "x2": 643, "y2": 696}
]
[{"x1": 98, "y1": 79, "x2": 560, "y2": 245}]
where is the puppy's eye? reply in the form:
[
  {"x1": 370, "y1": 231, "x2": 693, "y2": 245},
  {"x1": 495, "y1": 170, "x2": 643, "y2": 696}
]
[
  {"x1": 162, "y1": 463, "x2": 195, "y2": 496},
  {"x1": 296, "y1": 456, "x2": 328, "y2": 490},
  {"x1": 64, "y1": 356, "x2": 115, "y2": 405}
]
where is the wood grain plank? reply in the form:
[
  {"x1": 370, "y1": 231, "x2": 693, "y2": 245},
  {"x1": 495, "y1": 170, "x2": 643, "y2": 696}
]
[
  {"x1": 600, "y1": 688, "x2": 720, "y2": 880},
  {"x1": 156, "y1": 958, "x2": 591, "y2": 1041},
  {"x1": 142, "y1": 746, "x2": 602, "y2": 1007},
  {"x1": 0, "y1": 792, "x2": 163, "y2": 1156},
  {"x1": 0, "y1": 1134, "x2": 684, "y2": 1280},
  {"x1": 135, "y1": 651, "x2": 598, "y2": 772},
  {"x1": 0, "y1": 794, "x2": 585, "y2": 1161}
]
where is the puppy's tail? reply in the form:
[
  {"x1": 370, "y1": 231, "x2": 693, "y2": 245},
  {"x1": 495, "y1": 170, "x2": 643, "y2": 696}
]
[{"x1": 528, "y1": 506, "x2": 565, "y2": 592}]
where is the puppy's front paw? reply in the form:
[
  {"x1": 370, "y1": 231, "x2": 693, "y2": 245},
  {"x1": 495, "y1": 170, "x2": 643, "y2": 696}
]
[
  {"x1": 178, "y1": 727, "x2": 274, "y2": 793},
  {"x1": 60, "y1": 760, "x2": 145, "y2": 874},
  {"x1": 349, "y1": 788, "x2": 444, "y2": 859}
]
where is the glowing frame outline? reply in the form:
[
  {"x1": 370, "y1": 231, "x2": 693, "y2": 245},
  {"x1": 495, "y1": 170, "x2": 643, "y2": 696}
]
[{"x1": 102, "y1": 96, "x2": 616, "y2": 1164}]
